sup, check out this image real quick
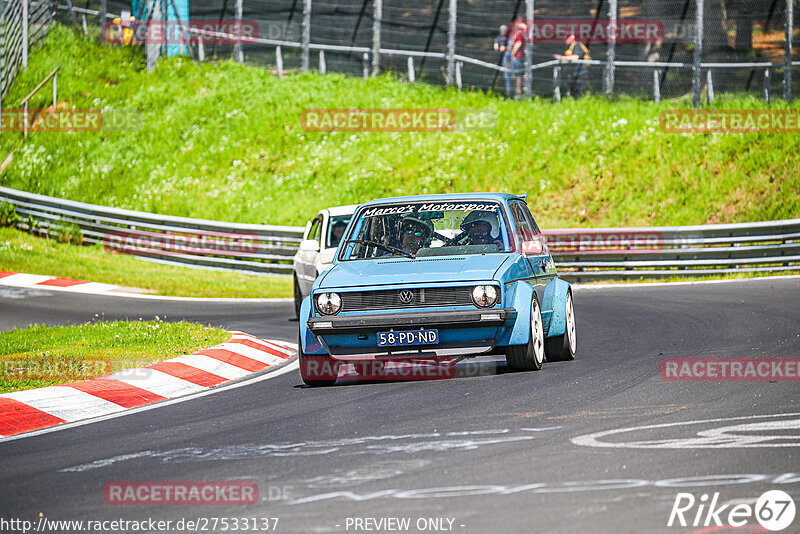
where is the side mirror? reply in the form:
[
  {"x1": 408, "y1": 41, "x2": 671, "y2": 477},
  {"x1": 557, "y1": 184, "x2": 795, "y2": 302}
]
[
  {"x1": 300, "y1": 239, "x2": 320, "y2": 252},
  {"x1": 521, "y1": 236, "x2": 546, "y2": 256}
]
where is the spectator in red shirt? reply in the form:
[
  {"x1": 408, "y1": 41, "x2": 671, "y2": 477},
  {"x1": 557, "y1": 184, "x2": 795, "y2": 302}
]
[{"x1": 510, "y1": 23, "x2": 528, "y2": 99}]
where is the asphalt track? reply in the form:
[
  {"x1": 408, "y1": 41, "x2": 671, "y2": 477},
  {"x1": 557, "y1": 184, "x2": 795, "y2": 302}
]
[{"x1": 1, "y1": 277, "x2": 799, "y2": 534}]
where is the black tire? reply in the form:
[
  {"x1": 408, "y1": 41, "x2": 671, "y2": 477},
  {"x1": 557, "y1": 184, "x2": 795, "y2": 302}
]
[
  {"x1": 505, "y1": 293, "x2": 545, "y2": 371},
  {"x1": 298, "y1": 332, "x2": 339, "y2": 387},
  {"x1": 544, "y1": 291, "x2": 576, "y2": 362},
  {"x1": 293, "y1": 275, "x2": 302, "y2": 319}
]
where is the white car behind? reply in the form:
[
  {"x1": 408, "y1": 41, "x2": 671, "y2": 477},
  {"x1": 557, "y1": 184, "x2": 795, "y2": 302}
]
[{"x1": 292, "y1": 205, "x2": 357, "y2": 316}]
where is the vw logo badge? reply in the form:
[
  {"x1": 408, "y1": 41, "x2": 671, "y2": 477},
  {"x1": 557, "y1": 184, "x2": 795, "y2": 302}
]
[{"x1": 399, "y1": 290, "x2": 414, "y2": 304}]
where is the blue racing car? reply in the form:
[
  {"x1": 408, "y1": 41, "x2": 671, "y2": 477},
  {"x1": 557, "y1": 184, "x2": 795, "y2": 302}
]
[{"x1": 298, "y1": 193, "x2": 577, "y2": 386}]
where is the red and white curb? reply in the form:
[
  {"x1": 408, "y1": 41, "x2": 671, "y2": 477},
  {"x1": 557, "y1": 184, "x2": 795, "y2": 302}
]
[
  {"x1": 0, "y1": 272, "x2": 291, "y2": 302},
  {"x1": 0, "y1": 271, "x2": 121, "y2": 295},
  {"x1": 0, "y1": 331, "x2": 295, "y2": 437}
]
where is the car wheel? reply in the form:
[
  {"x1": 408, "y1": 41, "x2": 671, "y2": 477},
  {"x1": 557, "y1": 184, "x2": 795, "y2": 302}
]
[
  {"x1": 505, "y1": 293, "x2": 544, "y2": 371},
  {"x1": 544, "y1": 291, "x2": 576, "y2": 362},
  {"x1": 293, "y1": 275, "x2": 302, "y2": 319},
  {"x1": 298, "y1": 333, "x2": 339, "y2": 387}
]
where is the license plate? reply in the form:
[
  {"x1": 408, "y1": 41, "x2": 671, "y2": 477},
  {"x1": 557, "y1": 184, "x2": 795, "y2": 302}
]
[{"x1": 377, "y1": 329, "x2": 439, "y2": 347}]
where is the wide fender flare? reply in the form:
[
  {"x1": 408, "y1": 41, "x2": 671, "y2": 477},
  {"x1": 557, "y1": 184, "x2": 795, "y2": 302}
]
[
  {"x1": 299, "y1": 296, "x2": 326, "y2": 354},
  {"x1": 543, "y1": 278, "x2": 572, "y2": 338},
  {"x1": 499, "y1": 281, "x2": 535, "y2": 346}
]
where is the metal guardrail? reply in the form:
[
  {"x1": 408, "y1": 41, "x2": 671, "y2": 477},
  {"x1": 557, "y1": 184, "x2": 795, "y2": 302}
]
[
  {"x1": 0, "y1": 186, "x2": 302, "y2": 276},
  {"x1": 545, "y1": 222, "x2": 800, "y2": 282},
  {"x1": 1, "y1": 186, "x2": 798, "y2": 281}
]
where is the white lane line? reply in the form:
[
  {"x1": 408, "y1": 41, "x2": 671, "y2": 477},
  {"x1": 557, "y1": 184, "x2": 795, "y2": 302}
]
[
  {"x1": 0, "y1": 359, "x2": 299, "y2": 443},
  {"x1": 0, "y1": 274, "x2": 53, "y2": 286},
  {"x1": 109, "y1": 368, "x2": 208, "y2": 398},
  {"x1": 213, "y1": 342, "x2": 289, "y2": 366},
  {"x1": 571, "y1": 411, "x2": 800, "y2": 449},
  {"x1": 1, "y1": 386, "x2": 126, "y2": 421},
  {"x1": 168, "y1": 354, "x2": 252, "y2": 380}
]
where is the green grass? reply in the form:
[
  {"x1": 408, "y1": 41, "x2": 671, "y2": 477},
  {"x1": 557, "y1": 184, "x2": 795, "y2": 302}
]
[
  {"x1": 1, "y1": 24, "x2": 798, "y2": 232},
  {"x1": 0, "y1": 226, "x2": 292, "y2": 298},
  {"x1": 0, "y1": 320, "x2": 229, "y2": 393}
]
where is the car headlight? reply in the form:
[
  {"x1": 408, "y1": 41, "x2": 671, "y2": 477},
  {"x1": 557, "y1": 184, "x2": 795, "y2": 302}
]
[
  {"x1": 316, "y1": 292, "x2": 342, "y2": 315},
  {"x1": 471, "y1": 285, "x2": 498, "y2": 308}
]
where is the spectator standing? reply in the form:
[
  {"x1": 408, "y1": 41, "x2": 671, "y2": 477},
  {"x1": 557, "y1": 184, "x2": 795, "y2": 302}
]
[
  {"x1": 554, "y1": 34, "x2": 591, "y2": 97},
  {"x1": 510, "y1": 23, "x2": 528, "y2": 99},
  {"x1": 493, "y1": 25, "x2": 512, "y2": 97}
]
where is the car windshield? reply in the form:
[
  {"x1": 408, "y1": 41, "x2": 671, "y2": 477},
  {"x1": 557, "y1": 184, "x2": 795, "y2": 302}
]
[
  {"x1": 340, "y1": 201, "x2": 512, "y2": 260},
  {"x1": 326, "y1": 214, "x2": 352, "y2": 248}
]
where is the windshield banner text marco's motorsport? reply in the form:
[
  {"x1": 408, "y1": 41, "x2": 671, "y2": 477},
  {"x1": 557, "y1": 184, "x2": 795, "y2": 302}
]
[{"x1": 361, "y1": 203, "x2": 499, "y2": 218}]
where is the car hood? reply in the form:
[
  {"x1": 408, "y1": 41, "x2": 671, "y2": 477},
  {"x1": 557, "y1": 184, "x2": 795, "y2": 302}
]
[{"x1": 318, "y1": 254, "x2": 511, "y2": 289}]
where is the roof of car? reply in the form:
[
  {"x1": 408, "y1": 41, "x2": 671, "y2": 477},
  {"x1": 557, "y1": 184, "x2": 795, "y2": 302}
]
[{"x1": 358, "y1": 193, "x2": 524, "y2": 207}]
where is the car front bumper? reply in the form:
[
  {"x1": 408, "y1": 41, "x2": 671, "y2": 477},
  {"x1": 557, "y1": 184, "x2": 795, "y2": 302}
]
[{"x1": 307, "y1": 308, "x2": 517, "y2": 359}]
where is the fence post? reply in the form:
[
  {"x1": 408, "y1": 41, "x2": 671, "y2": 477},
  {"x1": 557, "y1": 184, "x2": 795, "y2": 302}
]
[
  {"x1": 455, "y1": 61, "x2": 462, "y2": 89},
  {"x1": 99, "y1": 0, "x2": 106, "y2": 27},
  {"x1": 706, "y1": 69, "x2": 714, "y2": 104},
  {"x1": 447, "y1": 0, "x2": 456, "y2": 84},
  {"x1": 372, "y1": 0, "x2": 382, "y2": 76},
  {"x1": 553, "y1": 66, "x2": 561, "y2": 102},
  {"x1": 319, "y1": 50, "x2": 326, "y2": 73},
  {"x1": 161, "y1": 0, "x2": 167, "y2": 57},
  {"x1": 408, "y1": 56, "x2": 415, "y2": 82},
  {"x1": 653, "y1": 69, "x2": 660, "y2": 103},
  {"x1": 524, "y1": 0, "x2": 534, "y2": 96},
  {"x1": 604, "y1": 0, "x2": 617, "y2": 96},
  {"x1": 82, "y1": 14, "x2": 88, "y2": 35},
  {"x1": 301, "y1": 0, "x2": 311, "y2": 71},
  {"x1": 64, "y1": 0, "x2": 77, "y2": 26},
  {"x1": 276, "y1": 46, "x2": 283, "y2": 78},
  {"x1": 363, "y1": 52, "x2": 369, "y2": 79},
  {"x1": 764, "y1": 68, "x2": 770, "y2": 103},
  {"x1": 785, "y1": 0, "x2": 793, "y2": 103},
  {"x1": 198, "y1": 36, "x2": 205, "y2": 61},
  {"x1": 234, "y1": 0, "x2": 243, "y2": 63},
  {"x1": 21, "y1": 0, "x2": 28, "y2": 69},
  {"x1": 692, "y1": 0, "x2": 704, "y2": 107},
  {"x1": 146, "y1": 0, "x2": 161, "y2": 72}
]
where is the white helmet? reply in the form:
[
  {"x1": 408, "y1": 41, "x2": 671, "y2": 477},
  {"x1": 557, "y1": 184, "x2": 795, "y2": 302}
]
[{"x1": 461, "y1": 211, "x2": 499, "y2": 239}]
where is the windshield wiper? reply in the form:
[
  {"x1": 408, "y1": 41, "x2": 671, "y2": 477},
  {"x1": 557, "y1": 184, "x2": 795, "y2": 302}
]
[{"x1": 345, "y1": 239, "x2": 414, "y2": 259}]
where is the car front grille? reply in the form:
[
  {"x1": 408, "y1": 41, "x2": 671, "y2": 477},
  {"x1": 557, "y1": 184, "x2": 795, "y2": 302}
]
[{"x1": 341, "y1": 287, "x2": 474, "y2": 312}]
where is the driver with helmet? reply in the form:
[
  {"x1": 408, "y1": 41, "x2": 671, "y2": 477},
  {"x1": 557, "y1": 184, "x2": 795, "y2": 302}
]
[
  {"x1": 460, "y1": 211, "x2": 503, "y2": 247},
  {"x1": 398, "y1": 215, "x2": 434, "y2": 254}
]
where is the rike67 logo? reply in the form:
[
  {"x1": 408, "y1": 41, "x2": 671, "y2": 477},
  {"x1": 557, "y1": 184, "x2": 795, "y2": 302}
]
[{"x1": 668, "y1": 490, "x2": 796, "y2": 531}]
